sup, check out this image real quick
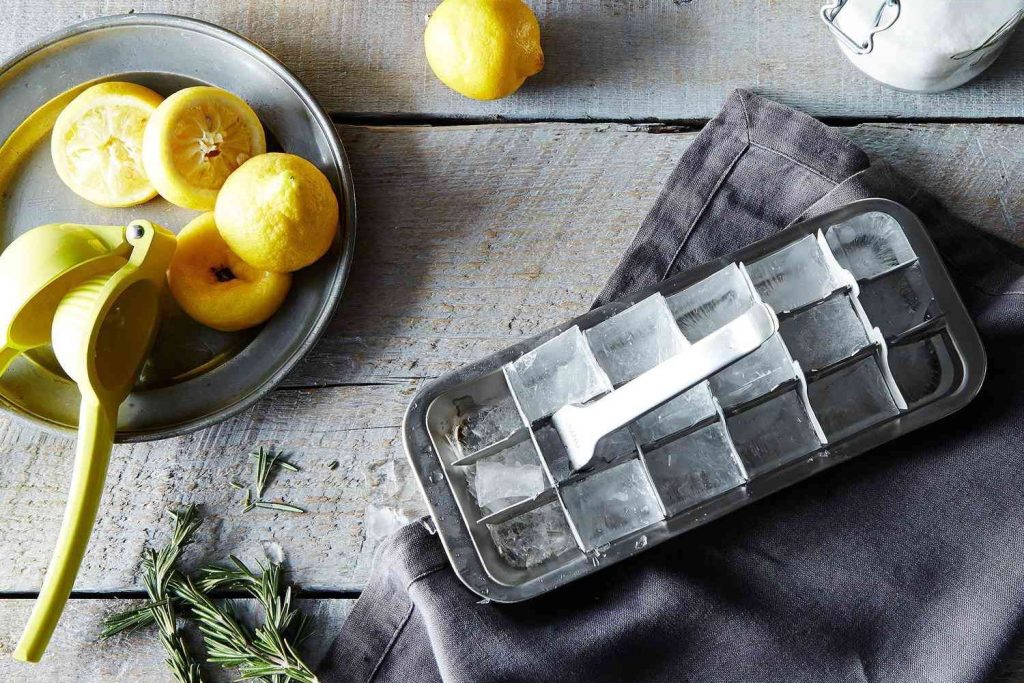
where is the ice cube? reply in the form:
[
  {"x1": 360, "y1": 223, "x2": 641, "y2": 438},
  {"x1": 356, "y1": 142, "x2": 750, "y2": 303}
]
[
  {"x1": 446, "y1": 393, "x2": 526, "y2": 460},
  {"x1": 585, "y1": 295, "x2": 689, "y2": 386},
  {"x1": 858, "y1": 263, "x2": 941, "y2": 340},
  {"x1": 709, "y1": 334, "x2": 797, "y2": 409},
  {"x1": 806, "y1": 356, "x2": 899, "y2": 442},
  {"x1": 825, "y1": 212, "x2": 916, "y2": 280},
  {"x1": 505, "y1": 326, "x2": 613, "y2": 422},
  {"x1": 727, "y1": 389, "x2": 823, "y2": 476},
  {"x1": 887, "y1": 333, "x2": 958, "y2": 409},
  {"x1": 533, "y1": 425, "x2": 638, "y2": 484},
  {"x1": 667, "y1": 264, "x2": 757, "y2": 342},
  {"x1": 560, "y1": 459, "x2": 664, "y2": 551},
  {"x1": 643, "y1": 420, "x2": 746, "y2": 515},
  {"x1": 488, "y1": 501, "x2": 578, "y2": 569},
  {"x1": 465, "y1": 439, "x2": 547, "y2": 516},
  {"x1": 630, "y1": 380, "x2": 717, "y2": 447},
  {"x1": 745, "y1": 234, "x2": 842, "y2": 313},
  {"x1": 778, "y1": 293, "x2": 872, "y2": 372}
]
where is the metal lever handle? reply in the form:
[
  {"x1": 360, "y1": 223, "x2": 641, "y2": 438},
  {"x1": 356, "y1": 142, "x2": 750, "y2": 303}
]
[{"x1": 553, "y1": 302, "x2": 778, "y2": 470}]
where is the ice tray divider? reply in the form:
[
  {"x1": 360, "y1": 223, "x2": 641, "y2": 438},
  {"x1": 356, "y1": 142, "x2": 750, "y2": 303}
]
[
  {"x1": 475, "y1": 487, "x2": 560, "y2": 526},
  {"x1": 449, "y1": 427, "x2": 533, "y2": 467}
]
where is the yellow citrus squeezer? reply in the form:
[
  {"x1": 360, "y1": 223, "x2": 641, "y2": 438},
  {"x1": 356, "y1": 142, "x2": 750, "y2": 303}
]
[{"x1": 0, "y1": 219, "x2": 175, "y2": 662}]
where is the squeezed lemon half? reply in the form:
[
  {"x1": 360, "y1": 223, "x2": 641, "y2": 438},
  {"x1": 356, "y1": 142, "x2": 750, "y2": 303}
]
[
  {"x1": 142, "y1": 86, "x2": 266, "y2": 211},
  {"x1": 50, "y1": 82, "x2": 164, "y2": 207}
]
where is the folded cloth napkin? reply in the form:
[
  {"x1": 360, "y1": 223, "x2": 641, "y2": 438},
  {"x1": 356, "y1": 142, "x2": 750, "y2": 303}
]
[{"x1": 322, "y1": 90, "x2": 1024, "y2": 683}]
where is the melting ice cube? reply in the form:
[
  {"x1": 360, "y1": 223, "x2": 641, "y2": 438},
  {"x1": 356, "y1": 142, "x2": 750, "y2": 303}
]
[
  {"x1": 585, "y1": 294, "x2": 688, "y2": 386},
  {"x1": 560, "y1": 459, "x2": 664, "y2": 551},
  {"x1": 666, "y1": 264, "x2": 757, "y2": 342},
  {"x1": 447, "y1": 393, "x2": 525, "y2": 460},
  {"x1": 643, "y1": 420, "x2": 746, "y2": 515},
  {"x1": 505, "y1": 326, "x2": 613, "y2": 422},
  {"x1": 745, "y1": 233, "x2": 842, "y2": 313},
  {"x1": 709, "y1": 334, "x2": 797, "y2": 409},
  {"x1": 727, "y1": 388, "x2": 823, "y2": 476},
  {"x1": 807, "y1": 356, "x2": 899, "y2": 442},
  {"x1": 858, "y1": 263, "x2": 941, "y2": 340},
  {"x1": 630, "y1": 380, "x2": 717, "y2": 448},
  {"x1": 887, "y1": 332, "x2": 957, "y2": 409},
  {"x1": 488, "y1": 501, "x2": 578, "y2": 569},
  {"x1": 466, "y1": 439, "x2": 547, "y2": 516},
  {"x1": 825, "y1": 212, "x2": 916, "y2": 280},
  {"x1": 778, "y1": 293, "x2": 872, "y2": 372}
]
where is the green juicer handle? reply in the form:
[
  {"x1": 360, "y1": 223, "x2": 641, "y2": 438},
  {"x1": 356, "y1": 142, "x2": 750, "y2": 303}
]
[{"x1": 13, "y1": 393, "x2": 116, "y2": 663}]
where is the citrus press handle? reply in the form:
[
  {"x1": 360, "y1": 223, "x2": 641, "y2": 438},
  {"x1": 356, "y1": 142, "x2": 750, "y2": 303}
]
[
  {"x1": 13, "y1": 395, "x2": 116, "y2": 663},
  {"x1": 0, "y1": 345, "x2": 19, "y2": 376}
]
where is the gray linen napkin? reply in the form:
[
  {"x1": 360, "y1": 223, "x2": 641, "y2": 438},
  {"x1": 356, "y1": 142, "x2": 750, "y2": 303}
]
[{"x1": 322, "y1": 90, "x2": 1024, "y2": 683}]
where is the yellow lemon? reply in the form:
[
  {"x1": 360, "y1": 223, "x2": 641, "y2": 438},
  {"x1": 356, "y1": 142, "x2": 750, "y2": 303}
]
[
  {"x1": 214, "y1": 153, "x2": 339, "y2": 273},
  {"x1": 168, "y1": 212, "x2": 291, "y2": 332},
  {"x1": 424, "y1": 0, "x2": 544, "y2": 100},
  {"x1": 51, "y1": 81, "x2": 164, "y2": 207},
  {"x1": 142, "y1": 86, "x2": 266, "y2": 211}
]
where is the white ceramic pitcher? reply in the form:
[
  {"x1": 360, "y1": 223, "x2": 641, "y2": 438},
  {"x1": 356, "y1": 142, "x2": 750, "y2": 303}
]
[{"x1": 821, "y1": 0, "x2": 1024, "y2": 92}]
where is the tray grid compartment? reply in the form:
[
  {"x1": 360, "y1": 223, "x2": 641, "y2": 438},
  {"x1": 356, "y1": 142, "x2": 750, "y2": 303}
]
[{"x1": 414, "y1": 200, "x2": 982, "y2": 601}]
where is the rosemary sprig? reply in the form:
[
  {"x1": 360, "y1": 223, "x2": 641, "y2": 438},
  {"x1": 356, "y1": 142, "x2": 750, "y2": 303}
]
[
  {"x1": 101, "y1": 505, "x2": 203, "y2": 683},
  {"x1": 185, "y1": 557, "x2": 319, "y2": 683}
]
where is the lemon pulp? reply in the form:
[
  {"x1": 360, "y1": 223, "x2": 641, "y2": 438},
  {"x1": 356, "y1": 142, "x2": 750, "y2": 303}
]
[
  {"x1": 143, "y1": 86, "x2": 266, "y2": 211},
  {"x1": 51, "y1": 82, "x2": 164, "y2": 207}
]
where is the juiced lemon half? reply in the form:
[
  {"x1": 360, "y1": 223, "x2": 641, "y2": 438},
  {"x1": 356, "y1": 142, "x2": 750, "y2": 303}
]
[
  {"x1": 142, "y1": 86, "x2": 266, "y2": 211},
  {"x1": 51, "y1": 81, "x2": 164, "y2": 207}
]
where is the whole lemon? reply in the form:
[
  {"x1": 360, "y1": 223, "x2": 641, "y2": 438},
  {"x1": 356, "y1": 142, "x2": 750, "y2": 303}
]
[
  {"x1": 168, "y1": 212, "x2": 291, "y2": 332},
  {"x1": 214, "y1": 153, "x2": 339, "y2": 273},
  {"x1": 424, "y1": 0, "x2": 544, "y2": 100}
]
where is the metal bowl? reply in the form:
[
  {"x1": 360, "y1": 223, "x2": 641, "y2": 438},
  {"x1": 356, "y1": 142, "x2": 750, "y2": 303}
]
[{"x1": 0, "y1": 14, "x2": 357, "y2": 441}]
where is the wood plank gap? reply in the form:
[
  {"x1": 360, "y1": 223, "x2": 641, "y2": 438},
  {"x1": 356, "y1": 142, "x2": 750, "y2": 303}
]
[{"x1": 329, "y1": 113, "x2": 1024, "y2": 132}]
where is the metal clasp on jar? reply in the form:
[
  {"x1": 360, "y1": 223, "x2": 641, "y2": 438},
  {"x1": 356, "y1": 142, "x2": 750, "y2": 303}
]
[{"x1": 820, "y1": 0, "x2": 901, "y2": 55}]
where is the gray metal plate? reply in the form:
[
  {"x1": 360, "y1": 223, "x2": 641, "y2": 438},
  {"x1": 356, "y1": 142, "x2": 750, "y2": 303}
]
[{"x1": 0, "y1": 14, "x2": 356, "y2": 442}]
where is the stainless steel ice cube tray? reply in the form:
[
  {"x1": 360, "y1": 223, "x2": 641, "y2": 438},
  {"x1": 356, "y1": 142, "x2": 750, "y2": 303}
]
[{"x1": 403, "y1": 199, "x2": 985, "y2": 602}]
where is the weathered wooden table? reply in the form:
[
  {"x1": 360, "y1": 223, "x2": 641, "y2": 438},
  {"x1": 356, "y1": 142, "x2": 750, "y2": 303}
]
[{"x1": 0, "y1": 1, "x2": 1021, "y2": 679}]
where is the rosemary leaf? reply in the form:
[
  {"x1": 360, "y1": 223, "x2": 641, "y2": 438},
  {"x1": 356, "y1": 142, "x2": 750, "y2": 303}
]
[
  {"x1": 249, "y1": 450, "x2": 299, "y2": 472},
  {"x1": 253, "y1": 501, "x2": 306, "y2": 514}
]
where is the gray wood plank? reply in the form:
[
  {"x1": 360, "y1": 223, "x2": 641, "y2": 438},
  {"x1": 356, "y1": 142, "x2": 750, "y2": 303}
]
[
  {"x1": 0, "y1": 121, "x2": 1020, "y2": 595},
  {"x1": 0, "y1": 598, "x2": 354, "y2": 682},
  {"x1": 3, "y1": 0, "x2": 1024, "y2": 121}
]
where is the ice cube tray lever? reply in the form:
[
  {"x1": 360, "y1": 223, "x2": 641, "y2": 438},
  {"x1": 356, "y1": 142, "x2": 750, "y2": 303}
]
[{"x1": 553, "y1": 303, "x2": 778, "y2": 470}]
